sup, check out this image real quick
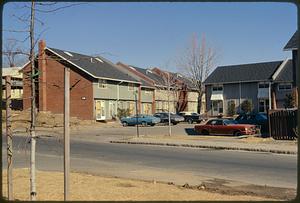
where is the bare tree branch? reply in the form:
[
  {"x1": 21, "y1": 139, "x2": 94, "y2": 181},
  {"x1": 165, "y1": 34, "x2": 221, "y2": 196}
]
[
  {"x1": 33, "y1": 3, "x2": 87, "y2": 13},
  {"x1": 176, "y1": 34, "x2": 217, "y2": 114}
]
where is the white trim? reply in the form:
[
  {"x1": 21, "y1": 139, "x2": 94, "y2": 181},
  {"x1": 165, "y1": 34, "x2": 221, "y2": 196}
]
[
  {"x1": 46, "y1": 47, "x2": 141, "y2": 84},
  {"x1": 272, "y1": 59, "x2": 289, "y2": 80},
  {"x1": 20, "y1": 61, "x2": 31, "y2": 70},
  {"x1": 283, "y1": 47, "x2": 298, "y2": 51}
]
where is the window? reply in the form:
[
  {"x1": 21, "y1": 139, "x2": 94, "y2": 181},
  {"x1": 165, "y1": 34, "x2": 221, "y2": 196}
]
[
  {"x1": 98, "y1": 79, "x2": 107, "y2": 88},
  {"x1": 128, "y1": 83, "x2": 134, "y2": 91},
  {"x1": 144, "y1": 89, "x2": 152, "y2": 94},
  {"x1": 95, "y1": 58, "x2": 104, "y2": 63},
  {"x1": 278, "y1": 83, "x2": 292, "y2": 91},
  {"x1": 212, "y1": 85, "x2": 223, "y2": 91},
  {"x1": 64, "y1": 51, "x2": 73, "y2": 57},
  {"x1": 258, "y1": 83, "x2": 269, "y2": 88}
]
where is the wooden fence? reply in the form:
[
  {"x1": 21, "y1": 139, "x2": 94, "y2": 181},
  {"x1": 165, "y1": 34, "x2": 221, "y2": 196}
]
[{"x1": 268, "y1": 109, "x2": 298, "y2": 140}]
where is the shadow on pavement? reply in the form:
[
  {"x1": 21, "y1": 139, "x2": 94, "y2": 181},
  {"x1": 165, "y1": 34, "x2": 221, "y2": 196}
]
[{"x1": 184, "y1": 128, "x2": 199, "y2": 136}]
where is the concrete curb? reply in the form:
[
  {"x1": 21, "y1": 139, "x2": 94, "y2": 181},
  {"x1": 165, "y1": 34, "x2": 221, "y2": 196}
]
[{"x1": 110, "y1": 140, "x2": 297, "y2": 155}]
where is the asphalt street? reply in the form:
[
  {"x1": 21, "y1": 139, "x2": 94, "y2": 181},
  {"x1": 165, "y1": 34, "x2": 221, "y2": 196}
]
[{"x1": 2, "y1": 135, "x2": 297, "y2": 189}]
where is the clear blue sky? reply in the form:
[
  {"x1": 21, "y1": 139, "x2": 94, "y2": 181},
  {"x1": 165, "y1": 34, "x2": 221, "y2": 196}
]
[{"x1": 3, "y1": 2, "x2": 297, "y2": 72}]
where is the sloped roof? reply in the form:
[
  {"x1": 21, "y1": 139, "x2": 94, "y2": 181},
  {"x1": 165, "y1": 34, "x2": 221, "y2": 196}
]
[
  {"x1": 131, "y1": 66, "x2": 166, "y2": 86},
  {"x1": 284, "y1": 31, "x2": 298, "y2": 51},
  {"x1": 274, "y1": 59, "x2": 293, "y2": 82},
  {"x1": 46, "y1": 47, "x2": 140, "y2": 83},
  {"x1": 116, "y1": 63, "x2": 154, "y2": 88},
  {"x1": 204, "y1": 60, "x2": 283, "y2": 84}
]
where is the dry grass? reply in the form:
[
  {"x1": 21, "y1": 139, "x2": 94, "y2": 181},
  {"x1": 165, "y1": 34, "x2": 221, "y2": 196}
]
[{"x1": 2, "y1": 169, "x2": 274, "y2": 201}]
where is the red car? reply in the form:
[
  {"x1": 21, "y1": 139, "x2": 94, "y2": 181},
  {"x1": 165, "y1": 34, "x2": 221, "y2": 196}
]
[{"x1": 194, "y1": 119, "x2": 257, "y2": 136}]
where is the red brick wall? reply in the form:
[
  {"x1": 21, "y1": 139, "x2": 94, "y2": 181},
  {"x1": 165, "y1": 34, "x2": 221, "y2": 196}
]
[
  {"x1": 22, "y1": 63, "x2": 32, "y2": 110},
  {"x1": 22, "y1": 54, "x2": 94, "y2": 120}
]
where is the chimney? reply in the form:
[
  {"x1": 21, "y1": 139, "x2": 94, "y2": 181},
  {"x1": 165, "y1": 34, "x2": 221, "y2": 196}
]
[{"x1": 38, "y1": 40, "x2": 47, "y2": 111}]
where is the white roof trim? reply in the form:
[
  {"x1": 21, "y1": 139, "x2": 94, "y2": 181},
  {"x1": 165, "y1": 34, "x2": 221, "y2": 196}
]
[
  {"x1": 283, "y1": 47, "x2": 298, "y2": 51},
  {"x1": 20, "y1": 61, "x2": 31, "y2": 70},
  {"x1": 46, "y1": 47, "x2": 141, "y2": 84},
  {"x1": 272, "y1": 58, "x2": 289, "y2": 80}
]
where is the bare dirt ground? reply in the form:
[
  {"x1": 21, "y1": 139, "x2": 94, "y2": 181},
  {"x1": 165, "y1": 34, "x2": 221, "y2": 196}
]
[
  {"x1": 2, "y1": 110, "x2": 115, "y2": 130},
  {"x1": 2, "y1": 168, "x2": 279, "y2": 201}
]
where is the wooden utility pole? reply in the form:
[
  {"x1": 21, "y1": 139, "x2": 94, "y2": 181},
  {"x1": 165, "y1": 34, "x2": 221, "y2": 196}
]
[
  {"x1": 64, "y1": 67, "x2": 70, "y2": 200},
  {"x1": 30, "y1": 0, "x2": 37, "y2": 200},
  {"x1": 5, "y1": 76, "x2": 13, "y2": 200},
  {"x1": 167, "y1": 72, "x2": 171, "y2": 136}
]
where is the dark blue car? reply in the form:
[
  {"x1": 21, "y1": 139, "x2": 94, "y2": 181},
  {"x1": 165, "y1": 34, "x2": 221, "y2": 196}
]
[{"x1": 235, "y1": 113, "x2": 269, "y2": 134}]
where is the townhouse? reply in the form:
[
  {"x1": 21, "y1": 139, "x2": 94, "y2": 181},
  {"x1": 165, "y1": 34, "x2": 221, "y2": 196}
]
[
  {"x1": 21, "y1": 40, "x2": 204, "y2": 121},
  {"x1": 117, "y1": 62, "x2": 201, "y2": 114},
  {"x1": 22, "y1": 40, "x2": 141, "y2": 120},
  {"x1": 2, "y1": 66, "x2": 23, "y2": 110},
  {"x1": 204, "y1": 59, "x2": 293, "y2": 116}
]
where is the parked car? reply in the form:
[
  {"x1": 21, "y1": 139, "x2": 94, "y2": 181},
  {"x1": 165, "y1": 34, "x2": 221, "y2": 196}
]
[
  {"x1": 153, "y1": 112, "x2": 184, "y2": 125},
  {"x1": 235, "y1": 113, "x2": 268, "y2": 133},
  {"x1": 194, "y1": 119, "x2": 257, "y2": 136},
  {"x1": 178, "y1": 112, "x2": 204, "y2": 124},
  {"x1": 120, "y1": 114, "x2": 161, "y2": 127}
]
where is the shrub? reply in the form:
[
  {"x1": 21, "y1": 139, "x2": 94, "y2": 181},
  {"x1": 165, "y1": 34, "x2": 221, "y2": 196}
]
[
  {"x1": 283, "y1": 93, "x2": 295, "y2": 108},
  {"x1": 227, "y1": 101, "x2": 236, "y2": 116},
  {"x1": 117, "y1": 108, "x2": 130, "y2": 118},
  {"x1": 241, "y1": 100, "x2": 253, "y2": 113}
]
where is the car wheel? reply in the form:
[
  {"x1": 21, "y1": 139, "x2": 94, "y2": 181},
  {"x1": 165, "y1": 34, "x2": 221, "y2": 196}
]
[
  {"x1": 172, "y1": 122, "x2": 178, "y2": 125},
  {"x1": 141, "y1": 121, "x2": 147, "y2": 127},
  {"x1": 234, "y1": 131, "x2": 242, "y2": 136},
  {"x1": 122, "y1": 122, "x2": 128, "y2": 127},
  {"x1": 150, "y1": 124, "x2": 155, "y2": 126},
  {"x1": 187, "y1": 119, "x2": 193, "y2": 124},
  {"x1": 202, "y1": 130, "x2": 209, "y2": 135}
]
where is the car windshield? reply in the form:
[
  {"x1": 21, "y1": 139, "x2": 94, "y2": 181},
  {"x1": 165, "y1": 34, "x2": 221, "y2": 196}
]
[{"x1": 223, "y1": 120, "x2": 238, "y2": 125}]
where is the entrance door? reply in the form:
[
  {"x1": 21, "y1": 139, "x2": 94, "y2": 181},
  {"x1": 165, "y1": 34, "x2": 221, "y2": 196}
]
[
  {"x1": 95, "y1": 100, "x2": 106, "y2": 120},
  {"x1": 258, "y1": 99, "x2": 269, "y2": 113},
  {"x1": 212, "y1": 100, "x2": 223, "y2": 116}
]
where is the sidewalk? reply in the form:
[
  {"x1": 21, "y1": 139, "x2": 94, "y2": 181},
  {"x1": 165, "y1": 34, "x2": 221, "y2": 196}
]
[{"x1": 110, "y1": 135, "x2": 298, "y2": 155}]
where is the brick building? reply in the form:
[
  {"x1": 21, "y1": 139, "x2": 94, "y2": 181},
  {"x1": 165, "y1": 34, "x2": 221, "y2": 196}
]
[{"x1": 22, "y1": 40, "x2": 141, "y2": 120}]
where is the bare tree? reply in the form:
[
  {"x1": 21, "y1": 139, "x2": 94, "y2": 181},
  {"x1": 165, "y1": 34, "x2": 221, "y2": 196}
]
[
  {"x1": 2, "y1": 39, "x2": 28, "y2": 67},
  {"x1": 177, "y1": 34, "x2": 217, "y2": 114},
  {"x1": 3, "y1": 1, "x2": 86, "y2": 200}
]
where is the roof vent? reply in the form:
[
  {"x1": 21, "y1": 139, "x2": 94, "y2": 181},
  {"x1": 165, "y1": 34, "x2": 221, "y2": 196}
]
[
  {"x1": 129, "y1": 66, "x2": 136, "y2": 70},
  {"x1": 95, "y1": 58, "x2": 104, "y2": 63},
  {"x1": 64, "y1": 51, "x2": 73, "y2": 57},
  {"x1": 177, "y1": 73, "x2": 182, "y2": 77},
  {"x1": 146, "y1": 69, "x2": 152, "y2": 74}
]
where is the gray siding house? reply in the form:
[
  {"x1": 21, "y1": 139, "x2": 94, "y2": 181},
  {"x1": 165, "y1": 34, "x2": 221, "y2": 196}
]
[
  {"x1": 204, "y1": 59, "x2": 293, "y2": 116},
  {"x1": 45, "y1": 47, "x2": 142, "y2": 121}
]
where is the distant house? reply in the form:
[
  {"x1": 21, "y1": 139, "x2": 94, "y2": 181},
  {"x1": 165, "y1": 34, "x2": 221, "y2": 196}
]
[
  {"x1": 117, "y1": 62, "x2": 202, "y2": 114},
  {"x1": 2, "y1": 67, "x2": 23, "y2": 110},
  {"x1": 22, "y1": 40, "x2": 141, "y2": 120},
  {"x1": 204, "y1": 59, "x2": 293, "y2": 116}
]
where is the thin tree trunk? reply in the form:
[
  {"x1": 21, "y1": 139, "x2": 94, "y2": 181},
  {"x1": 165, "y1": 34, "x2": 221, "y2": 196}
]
[{"x1": 30, "y1": 0, "x2": 37, "y2": 200}]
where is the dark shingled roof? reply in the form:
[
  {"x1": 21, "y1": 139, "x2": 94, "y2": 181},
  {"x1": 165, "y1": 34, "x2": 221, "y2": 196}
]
[
  {"x1": 130, "y1": 65, "x2": 166, "y2": 86},
  {"x1": 274, "y1": 59, "x2": 293, "y2": 82},
  {"x1": 204, "y1": 60, "x2": 283, "y2": 84},
  {"x1": 284, "y1": 31, "x2": 298, "y2": 50},
  {"x1": 46, "y1": 47, "x2": 139, "y2": 83}
]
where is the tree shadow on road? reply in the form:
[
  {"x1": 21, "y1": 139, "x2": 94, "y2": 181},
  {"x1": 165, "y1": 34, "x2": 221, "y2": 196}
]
[{"x1": 184, "y1": 128, "x2": 199, "y2": 136}]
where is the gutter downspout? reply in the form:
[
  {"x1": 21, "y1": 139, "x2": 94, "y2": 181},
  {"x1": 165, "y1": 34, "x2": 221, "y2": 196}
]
[
  {"x1": 117, "y1": 81, "x2": 123, "y2": 117},
  {"x1": 239, "y1": 82, "x2": 241, "y2": 113},
  {"x1": 269, "y1": 82, "x2": 272, "y2": 110}
]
